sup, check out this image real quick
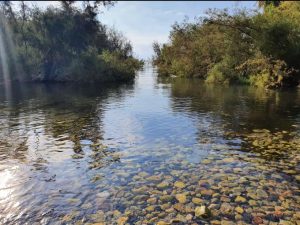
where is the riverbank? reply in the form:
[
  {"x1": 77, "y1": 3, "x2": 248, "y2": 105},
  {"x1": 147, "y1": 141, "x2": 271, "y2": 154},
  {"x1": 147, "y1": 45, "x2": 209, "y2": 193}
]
[
  {"x1": 153, "y1": 1, "x2": 300, "y2": 89},
  {"x1": 0, "y1": 2, "x2": 143, "y2": 84},
  {"x1": 0, "y1": 66, "x2": 299, "y2": 224}
]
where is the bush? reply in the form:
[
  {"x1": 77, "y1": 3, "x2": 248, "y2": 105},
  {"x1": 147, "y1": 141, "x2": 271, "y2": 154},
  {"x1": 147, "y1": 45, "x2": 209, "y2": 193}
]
[
  {"x1": 206, "y1": 62, "x2": 229, "y2": 84},
  {"x1": 153, "y1": 1, "x2": 300, "y2": 89},
  {"x1": 101, "y1": 50, "x2": 143, "y2": 82},
  {"x1": 0, "y1": 1, "x2": 143, "y2": 83},
  {"x1": 237, "y1": 54, "x2": 298, "y2": 89}
]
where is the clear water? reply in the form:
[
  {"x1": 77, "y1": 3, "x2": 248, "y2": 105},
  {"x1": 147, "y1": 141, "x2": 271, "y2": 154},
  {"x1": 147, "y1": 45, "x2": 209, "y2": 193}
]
[{"x1": 0, "y1": 65, "x2": 299, "y2": 224}]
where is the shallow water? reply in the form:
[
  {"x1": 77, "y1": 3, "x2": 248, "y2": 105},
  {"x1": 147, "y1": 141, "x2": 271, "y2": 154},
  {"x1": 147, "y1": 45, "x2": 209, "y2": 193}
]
[{"x1": 0, "y1": 65, "x2": 299, "y2": 225}]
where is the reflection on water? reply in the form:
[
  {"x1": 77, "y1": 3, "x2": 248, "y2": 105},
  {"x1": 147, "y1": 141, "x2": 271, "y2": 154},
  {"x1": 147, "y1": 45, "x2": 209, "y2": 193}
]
[{"x1": 0, "y1": 65, "x2": 299, "y2": 224}]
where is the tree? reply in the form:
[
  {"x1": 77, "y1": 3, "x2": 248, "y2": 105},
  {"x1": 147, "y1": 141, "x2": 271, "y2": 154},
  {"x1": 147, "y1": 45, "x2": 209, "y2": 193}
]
[
  {"x1": 153, "y1": 1, "x2": 300, "y2": 88},
  {"x1": 0, "y1": 1, "x2": 143, "y2": 83},
  {"x1": 258, "y1": 1, "x2": 281, "y2": 9}
]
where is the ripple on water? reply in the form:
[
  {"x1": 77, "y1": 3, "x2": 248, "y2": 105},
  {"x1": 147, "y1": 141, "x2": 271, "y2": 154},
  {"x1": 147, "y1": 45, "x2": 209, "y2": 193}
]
[{"x1": 0, "y1": 67, "x2": 299, "y2": 224}]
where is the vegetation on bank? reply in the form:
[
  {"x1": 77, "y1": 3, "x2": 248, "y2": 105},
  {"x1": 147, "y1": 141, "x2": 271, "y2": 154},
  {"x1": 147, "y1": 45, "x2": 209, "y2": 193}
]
[
  {"x1": 0, "y1": 1, "x2": 143, "y2": 83},
  {"x1": 153, "y1": 1, "x2": 300, "y2": 89}
]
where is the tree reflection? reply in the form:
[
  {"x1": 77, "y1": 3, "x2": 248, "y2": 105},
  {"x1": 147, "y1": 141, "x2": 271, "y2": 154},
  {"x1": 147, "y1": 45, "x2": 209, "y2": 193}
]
[
  {"x1": 160, "y1": 77, "x2": 300, "y2": 161},
  {"x1": 160, "y1": 77, "x2": 300, "y2": 133},
  {"x1": 0, "y1": 81, "x2": 135, "y2": 223},
  {"x1": 0, "y1": 81, "x2": 134, "y2": 164}
]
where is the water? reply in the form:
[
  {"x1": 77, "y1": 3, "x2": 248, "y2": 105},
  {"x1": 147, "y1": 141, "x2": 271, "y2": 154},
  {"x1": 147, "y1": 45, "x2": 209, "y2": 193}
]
[{"x1": 0, "y1": 65, "x2": 299, "y2": 224}]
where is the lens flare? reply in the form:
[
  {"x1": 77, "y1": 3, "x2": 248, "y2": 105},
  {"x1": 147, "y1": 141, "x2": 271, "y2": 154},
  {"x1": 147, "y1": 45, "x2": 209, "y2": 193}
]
[{"x1": 0, "y1": 8, "x2": 24, "y2": 103}]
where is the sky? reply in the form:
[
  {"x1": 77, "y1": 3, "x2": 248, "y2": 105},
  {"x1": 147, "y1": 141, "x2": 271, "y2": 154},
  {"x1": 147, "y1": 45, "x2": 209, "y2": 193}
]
[{"x1": 25, "y1": 1, "x2": 257, "y2": 59}]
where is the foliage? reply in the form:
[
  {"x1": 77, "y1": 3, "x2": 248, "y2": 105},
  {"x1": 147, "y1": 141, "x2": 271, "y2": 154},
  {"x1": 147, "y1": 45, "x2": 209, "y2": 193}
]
[
  {"x1": 0, "y1": 1, "x2": 143, "y2": 83},
  {"x1": 153, "y1": 1, "x2": 300, "y2": 89},
  {"x1": 237, "y1": 53, "x2": 296, "y2": 89},
  {"x1": 206, "y1": 57, "x2": 233, "y2": 85}
]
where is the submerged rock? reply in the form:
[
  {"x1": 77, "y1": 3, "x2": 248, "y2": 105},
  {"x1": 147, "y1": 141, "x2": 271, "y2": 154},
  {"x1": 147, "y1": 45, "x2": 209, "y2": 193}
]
[
  {"x1": 157, "y1": 221, "x2": 169, "y2": 225},
  {"x1": 235, "y1": 206, "x2": 244, "y2": 214},
  {"x1": 256, "y1": 189, "x2": 268, "y2": 198},
  {"x1": 200, "y1": 189, "x2": 214, "y2": 196},
  {"x1": 117, "y1": 216, "x2": 128, "y2": 225},
  {"x1": 173, "y1": 203, "x2": 186, "y2": 213},
  {"x1": 222, "y1": 158, "x2": 235, "y2": 163},
  {"x1": 195, "y1": 206, "x2": 210, "y2": 218},
  {"x1": 81, "y1": 202, "x2": 92, "y2": 209},
  {"x1": 249, "y1": 200, "x2": 257, "y2": 206},
  {"x1": 279, "y1": 220, "x2": 294, "y2": 225},
  {"x1": 235, "y1": 196, "x2": 246, "y2": 203},
  {"x1": 202, "y1": 159, "x2": 212, "y2": 164},
  {"x1": 97, "y1": 191, "x2": 110, "y2": 199},
  {"x1": 175, "y1": 194, "x2": 187, "y2": 204},
  {"x1": 252, "y1": 216, "x2": 263, "y2": 224},
  {"x1": 220, "y1": 203, "x2": 233, "y2": 214},
  {"x1": 90, "y1": 210, "x2": 105, "y2": 222},
  {"x1": 174, "y1": 181, "x2": 186, "y2": 189},
  {"x1": 145, "y1": 205, "x2": 155, "y2": 212},
  {"x1": 220, "y1": 220, "x2": 235, "y2": 225},
  {"x1": 160, "y1": 195, "x2": 173, "y2": 202},
  {"x1": 132, "y1": 186, "x2": 149, "y2": 194},
  {"x1": 62, "y1": 211, "x2": 80, "y2": 222},
  {"x1": 160, "y1": 203, "x2": 170, "y2": 210},
  {"x1": 211, "y1": 220, "x2": 221, "y2": 225},
  {"x1": 192, "y1": 197, "x2": 203, "y2": 205},
  {"x1": 157, "y1": 181, "x2": 170, "y2": 189},
  {"x1": 146, "y1": 175, "x2": 162, "y2": 181},
  {"x1": 147, "y1": 197, "x2": 157, "y2": 204},
  {"x1": 247, "y1": 193, "x2": 258, "y2": 200},
  {"x1": 186, "y1": 214, "x2": 193, "y2": 220}
]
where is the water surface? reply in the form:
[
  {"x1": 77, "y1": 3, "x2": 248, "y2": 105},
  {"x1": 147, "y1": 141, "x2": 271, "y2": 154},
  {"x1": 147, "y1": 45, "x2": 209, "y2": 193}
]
[{"x1": 0, "y1": 65, "x2": 299, "y2": 224}]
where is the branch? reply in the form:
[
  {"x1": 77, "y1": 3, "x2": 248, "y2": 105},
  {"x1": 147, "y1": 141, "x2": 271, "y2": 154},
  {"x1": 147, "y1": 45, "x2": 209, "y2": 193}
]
[{"x1": 206, "y1": 20, "x2": 257, "y2": 39}]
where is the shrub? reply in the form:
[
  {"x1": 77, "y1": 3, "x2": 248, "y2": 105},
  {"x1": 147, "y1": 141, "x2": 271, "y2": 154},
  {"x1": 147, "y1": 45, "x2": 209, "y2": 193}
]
[
  {"x1": 237, "y1": 54, "x2": 298, "y2": 89},
  {"x1": 153, "y1": 1, "x2": 300, "y2": 89},
  {"x1": 0, "y1": 1, "x2": 143, "y2": 83}
]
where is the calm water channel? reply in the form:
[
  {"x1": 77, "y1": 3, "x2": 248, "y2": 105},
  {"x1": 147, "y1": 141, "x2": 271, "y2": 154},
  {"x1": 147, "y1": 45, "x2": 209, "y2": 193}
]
[{"x1": 0, "y1": 65, "x2": 299, "y2": 225}]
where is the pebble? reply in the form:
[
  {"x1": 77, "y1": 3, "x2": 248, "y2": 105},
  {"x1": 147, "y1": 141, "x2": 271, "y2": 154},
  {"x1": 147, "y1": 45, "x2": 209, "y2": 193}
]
[
  {"x1": 279, "y1": 220, "x2": 294, "y2": 225},
  {"x1": 201, "y1": 189, "x2": 214, "y2": 196},
  {"x1": 235, "y1": 206, "x2": 244, "y2": 214},
  {"x1": 222, "y1": 158, "x2": 235, "y2": 163},
  {"x1": 174, "y1": 181, "x2": 186, "y2": 189},
  {"x1": 160, "y1": 195, "x2": 173, "y2": 202},
  {"x1": 173, "y1": 203, "x2": 186, "y2": 213},
  {"x1": 220, "y1": 203, "x2": 233, "y2": 214},
  {"x1": 249, "y1": 200, "x2": 257, "y2": 206},
  {"x1": 157, "y1": 181, "x2": 170, "y2": 189},
  {"x1": 54, "y1": 129, "x2": 300, "y2": 224},
  {"x1": 221, "y1": 220, "x2": 235, "y2": 225},
  {"x1": 157, "y1": 222, "x2": 169, "y2": 225},
  {"x1": 175, "y1": 194, "x2": 187, "y2": 203},
  {"x1": 235, "y1": 196, "x2": 247, "y2": 203},
  {"x1": 146, "y1": 206, "x2": 155, "y2": 212},
  {"x1": 195, "y1": 206, "x2": 209, "y2": 217},
  {"x1": 192, "y1": 197, "x2": 203, "y2": 205},
  {"x1": 117, "y1": 217, "x2": 128, "y2": 225},
  {"x1": 147, "y1": 197, "x2": 157, "y2": 204}
]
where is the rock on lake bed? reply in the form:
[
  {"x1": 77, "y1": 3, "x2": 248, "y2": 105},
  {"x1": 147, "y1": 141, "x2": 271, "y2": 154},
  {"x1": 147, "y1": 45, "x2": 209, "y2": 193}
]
[{"x1": 0, "y1": 66, "x2": 299, "y2": 224}]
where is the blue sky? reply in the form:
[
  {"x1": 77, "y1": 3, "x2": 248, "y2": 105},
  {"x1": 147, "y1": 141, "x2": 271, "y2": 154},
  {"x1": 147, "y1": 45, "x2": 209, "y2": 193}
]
[
  {"x1": 102, "y1": 1, "x2": 257, "y2": 59},
  {"x1": 29, "y1": 1, "x2": 257, "y2": 59}
]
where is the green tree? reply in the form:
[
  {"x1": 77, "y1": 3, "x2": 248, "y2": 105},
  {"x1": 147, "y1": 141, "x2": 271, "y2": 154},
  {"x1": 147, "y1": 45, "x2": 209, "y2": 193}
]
[
  {"x1": 153, "y1": 1, "x2": 300, "y2": 89},
  {"x1": 258, "y1": 0, "x2": 281, "y2": 9},
  {"x1": 0, "y1": 1, "x2": 143, "y2": 83}
]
